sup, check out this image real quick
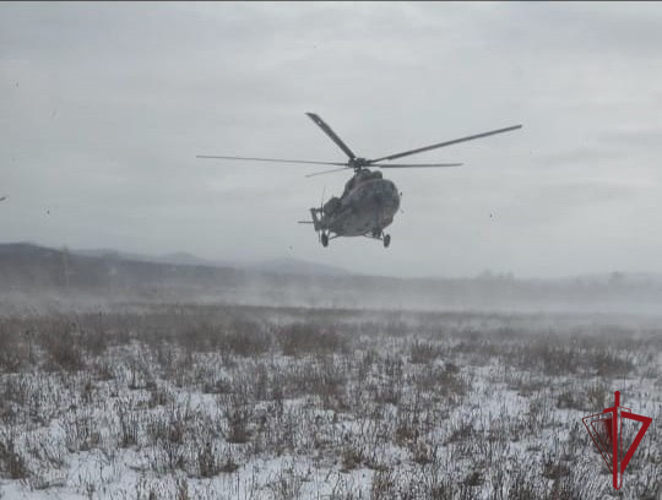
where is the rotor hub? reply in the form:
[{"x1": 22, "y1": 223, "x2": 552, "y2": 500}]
[{"x1": 350, "y1": 157, "x2": 369, "y2": 170}]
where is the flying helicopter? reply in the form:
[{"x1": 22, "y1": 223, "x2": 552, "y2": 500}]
[{"x1": 198, "y1": 113, "x2": 522, "y2": 248}]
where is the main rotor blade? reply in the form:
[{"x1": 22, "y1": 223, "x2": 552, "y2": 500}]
[
  {"x1": 368, "y1": 124, "x2": 523, "y2": 163},
  {"x1": 306, "y1": 113, "x2": 357, "y2": 160},
  {"x1": 372, "y1": 163, "x2": 463, "y2": 168},
  {"x1": 304, "y1": 167, "x2": 352, "y2": 178},
  {"x1": 196, "y1": 155, "x2": 345, "y2": 167}
]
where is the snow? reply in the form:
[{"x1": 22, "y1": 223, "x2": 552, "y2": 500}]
[{"x1": 0, "y1": 303, "x2": 660, "y2": 499}]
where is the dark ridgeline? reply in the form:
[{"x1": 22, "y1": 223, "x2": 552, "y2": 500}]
[{"x1": 1, "y1": 243, "x2": 662, "y2": 313}]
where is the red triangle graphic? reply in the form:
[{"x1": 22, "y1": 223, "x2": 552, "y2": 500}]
[{"x1": 583, "y1": 392, "x2": 653, "y2": 490}]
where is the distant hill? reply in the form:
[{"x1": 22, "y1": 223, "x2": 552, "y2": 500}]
[
  {"x1": 2, "y1": 242, "x2": 662, "y2": 314},
  {"x1": 73, "y1": 248, "x2": 234, "y2": 268},
  {"x1": 0, "y1": 242, "x2": 354, "y2": 308},
  {"x1": 72, "y1": 248, "x2": 349, "y2": 276}
]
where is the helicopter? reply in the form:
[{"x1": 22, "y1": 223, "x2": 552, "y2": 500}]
[{"x1": 198, "y1": 113, "x2": 522, "y2": 248}]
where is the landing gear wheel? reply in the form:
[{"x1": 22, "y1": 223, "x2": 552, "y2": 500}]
[
  {"x1": 321, "y1": 233, "x2": 329, "y2": 247},
  {"x1": 383, "y1": 234, "x2": 391, "y2": 248}
]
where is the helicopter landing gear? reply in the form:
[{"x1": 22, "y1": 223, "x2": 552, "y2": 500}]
[
  {"x1": 364, "y1": 230, "x2": 391, "y2": 247},
  {"x1": 321, "y1": 233, "x2": 329, "y2": 247}
]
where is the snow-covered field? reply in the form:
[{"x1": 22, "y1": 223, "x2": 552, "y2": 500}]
[{"x1": 0, "y1": 302, "x2": 660, "y2": 499}]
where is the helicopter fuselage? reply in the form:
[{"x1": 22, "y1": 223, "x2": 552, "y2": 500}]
[{"x1": 313, "y1": 171, "x2": 400, "y2": 238}]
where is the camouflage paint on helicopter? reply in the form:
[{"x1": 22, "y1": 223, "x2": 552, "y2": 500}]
[{"x1": 313, "y1": 169, "x2": 399, "y2": 240}]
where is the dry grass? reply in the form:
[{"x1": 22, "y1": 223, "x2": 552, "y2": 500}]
[{"x1": 0, "y1": 303, "x2": 659, "y2": 499}]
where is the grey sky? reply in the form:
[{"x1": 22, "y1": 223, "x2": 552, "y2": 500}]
[{"x1": 2, "y1": 2, "x2": 662, "y2": 279}]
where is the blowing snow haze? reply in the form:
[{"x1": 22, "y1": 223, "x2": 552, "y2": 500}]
[
  {"x1": 1, "y1": 6, "x2": 662, "y2": 499},
  {"x1": 2, "y1": 2, "x2": 662, "y2": 279}
]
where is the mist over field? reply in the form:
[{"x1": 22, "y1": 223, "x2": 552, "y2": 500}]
[
  {"x1": 3, "y1": 243, "x2": 662, "y2": 318},
  {"x1": 0, "y1": 244, "x2": 660, "y2": 499},
  {"x1": 3, "y1": 2, "x2": 662, "y2": 499}
]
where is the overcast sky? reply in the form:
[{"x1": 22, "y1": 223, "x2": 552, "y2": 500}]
[{"x1": 2, "y1": 2, "x2": 662, "y2": 279}]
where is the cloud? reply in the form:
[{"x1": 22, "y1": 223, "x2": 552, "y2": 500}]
[{"x1": 2, "y1": 2, "x2": 662, "y2": 278}]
